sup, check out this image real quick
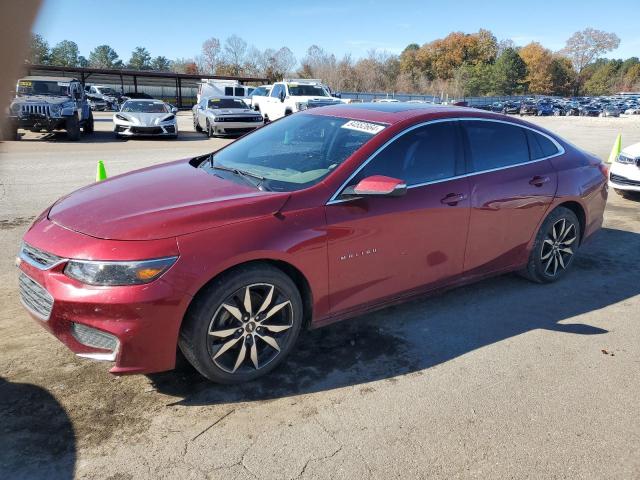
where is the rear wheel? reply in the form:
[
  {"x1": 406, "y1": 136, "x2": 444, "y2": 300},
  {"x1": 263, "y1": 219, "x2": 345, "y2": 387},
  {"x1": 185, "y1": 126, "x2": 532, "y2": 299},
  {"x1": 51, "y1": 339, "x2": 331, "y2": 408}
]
[
  {"x1": 521, "y1": 207, "x2": 580, "y2": 283},
  {"x1": 179, "y1": 264, "x2": 303, "y2": 384},
  {"x1": 66, "y1": 114, "x2": 81, "y2": 141}
]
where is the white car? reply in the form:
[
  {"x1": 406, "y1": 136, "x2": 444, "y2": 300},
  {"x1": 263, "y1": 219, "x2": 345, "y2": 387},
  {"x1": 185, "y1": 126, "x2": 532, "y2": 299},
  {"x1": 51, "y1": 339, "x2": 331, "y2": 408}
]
[
  {"x1": 609, "y1": 142, "x2": 640, "y2": 197},
  {"x1": 193, "y1": 97, "x2": 264, "y2": 137},
  {"x1": 113, "y1": 99, "x2": 178, "y2": 139},
  {"x1": 258, "y1": 79, "x2": 343, "y2": 121}
]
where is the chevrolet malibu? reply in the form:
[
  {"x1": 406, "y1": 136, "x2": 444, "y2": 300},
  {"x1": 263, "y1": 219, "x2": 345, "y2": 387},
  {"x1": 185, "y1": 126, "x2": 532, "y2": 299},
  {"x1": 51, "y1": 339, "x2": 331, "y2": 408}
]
[{"x1": 17, "y1": 103, "x2": 608, "y2": 384}]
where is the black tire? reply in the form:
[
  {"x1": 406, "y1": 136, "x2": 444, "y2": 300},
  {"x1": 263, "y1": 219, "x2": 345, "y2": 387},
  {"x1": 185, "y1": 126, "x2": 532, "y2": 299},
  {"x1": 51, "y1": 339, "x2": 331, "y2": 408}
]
[
  {"x1": 194, "y1": 116, "x2": 203, "y2": 133},
  {"x1": 520, "y1": 207, "x2": 581, "y2": 283},
  {"x1": 179, "y1": 264, "x2": 303, "y2": 384},
  {"x1": 66, "y1": 114, "x2": 81, "y2": 141},
  {"x1": 206, "y1": 120, "x2": 213, "y2": 138},
  {"x1": 83, "y1": 112, "x2": 94, "y2": 134}
]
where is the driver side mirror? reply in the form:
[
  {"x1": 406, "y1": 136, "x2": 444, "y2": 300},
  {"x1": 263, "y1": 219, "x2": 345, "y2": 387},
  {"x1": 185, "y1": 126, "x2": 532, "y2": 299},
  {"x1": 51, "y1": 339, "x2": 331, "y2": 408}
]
[{"x1": 341, "y1": 175, "x2": 407, "y2": 198}]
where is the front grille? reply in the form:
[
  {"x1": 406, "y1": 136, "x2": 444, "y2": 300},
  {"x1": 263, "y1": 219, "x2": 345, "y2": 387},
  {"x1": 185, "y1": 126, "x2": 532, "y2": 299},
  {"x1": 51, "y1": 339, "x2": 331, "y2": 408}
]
[
  {"x1": 216, "y1": 116, "x2": 262, "y2": 122},
  {"x1": 20, "y1": 104, "x2": 51, "y2": 117},
  {"x1": 71, "y1": 323, "x2": 119, "y2": 351},
  {"x1": 610, "y1": 173, "x2": 640, "y2": 187},
  {"x1": 19, "y1": 273, "x2": 54, "y2": 320},
  {"x1": 20, "y1": 243, "x2": 63, "y2": 269},
  {"x1": 224, "y1": 127, "x2": 256, "y2": 134},
  {"x1": 130, "y1": 127, "x2": 163, "y2": 134}
]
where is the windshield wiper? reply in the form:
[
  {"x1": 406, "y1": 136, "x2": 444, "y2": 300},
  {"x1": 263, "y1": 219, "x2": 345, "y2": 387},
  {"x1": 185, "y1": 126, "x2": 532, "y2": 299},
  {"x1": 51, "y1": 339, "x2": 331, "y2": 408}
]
[{"x1": 211, "y1": 163, "x2": 269, "y2": 191}]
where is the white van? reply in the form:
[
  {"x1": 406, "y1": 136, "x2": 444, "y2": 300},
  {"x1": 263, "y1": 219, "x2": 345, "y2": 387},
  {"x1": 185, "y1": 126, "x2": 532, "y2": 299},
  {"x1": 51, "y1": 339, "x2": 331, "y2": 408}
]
[{"x1": 197, "y1": 80, "x2": 254, "y2": 104}]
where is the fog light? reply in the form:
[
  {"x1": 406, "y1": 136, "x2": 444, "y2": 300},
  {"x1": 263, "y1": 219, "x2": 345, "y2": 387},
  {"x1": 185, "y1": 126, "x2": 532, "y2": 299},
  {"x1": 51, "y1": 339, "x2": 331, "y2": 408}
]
[{"x1": 71, "y1": 323, "x2": 119, "y2": 351}]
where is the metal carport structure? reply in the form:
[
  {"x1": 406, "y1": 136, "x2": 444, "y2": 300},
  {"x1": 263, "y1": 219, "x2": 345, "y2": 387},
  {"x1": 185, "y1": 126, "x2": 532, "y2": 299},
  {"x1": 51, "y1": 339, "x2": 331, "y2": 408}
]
[{"x1": 22, "y1": 64, "x2": 268, "y2": 109}]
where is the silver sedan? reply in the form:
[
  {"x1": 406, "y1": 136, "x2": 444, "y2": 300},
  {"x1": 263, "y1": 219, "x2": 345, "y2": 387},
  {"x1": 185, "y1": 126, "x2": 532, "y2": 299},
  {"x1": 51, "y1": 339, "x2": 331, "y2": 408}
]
[{"x1": 113, "y1": 99, "x2": 178, "y2": 139}]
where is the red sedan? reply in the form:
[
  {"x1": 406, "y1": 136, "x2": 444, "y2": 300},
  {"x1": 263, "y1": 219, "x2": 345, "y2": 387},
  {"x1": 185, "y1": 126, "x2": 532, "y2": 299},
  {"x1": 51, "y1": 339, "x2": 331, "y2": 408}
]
[{"x1": 17, "y1": 104, "x2": 608, "y2": 383}]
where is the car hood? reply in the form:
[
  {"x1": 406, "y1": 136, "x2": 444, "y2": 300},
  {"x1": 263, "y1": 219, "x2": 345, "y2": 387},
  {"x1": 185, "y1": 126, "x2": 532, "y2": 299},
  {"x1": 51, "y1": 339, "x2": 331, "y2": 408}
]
[
  {"x1": 621, "y1": 142, "x2": 640, "y2": 158},
  {"x1": 209, "y1": 108, "x2": 256, "y2": 115},
  {"x1": 48, "y1": 158, "x2": 290, "y2": 241},
  {"x1": 115, "y1": 112, "x2": 174, "y2": 126},
  {"x1": 12, "y1": 95, "x2": 70, "y2": 106}
]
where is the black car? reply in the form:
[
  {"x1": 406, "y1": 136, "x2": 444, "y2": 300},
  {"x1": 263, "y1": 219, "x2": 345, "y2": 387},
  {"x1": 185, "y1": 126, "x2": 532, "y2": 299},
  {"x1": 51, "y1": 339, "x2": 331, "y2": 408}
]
[
  {"x1": 579, "y1": 105, "x2": 601, "y2": 117},
  {"x1": 502, "y1": 101, "x2": 520, "y2": 114}
]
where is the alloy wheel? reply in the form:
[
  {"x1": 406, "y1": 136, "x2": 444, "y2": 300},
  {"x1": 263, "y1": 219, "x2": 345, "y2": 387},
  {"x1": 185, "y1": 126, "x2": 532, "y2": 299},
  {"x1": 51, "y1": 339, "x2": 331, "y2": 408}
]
[
  {"x1": 207, "y1": 283, "x2": 294, "y2": 374},
  {"x1": 540, "y1": 218, "x2": 577, "y2": 276}
]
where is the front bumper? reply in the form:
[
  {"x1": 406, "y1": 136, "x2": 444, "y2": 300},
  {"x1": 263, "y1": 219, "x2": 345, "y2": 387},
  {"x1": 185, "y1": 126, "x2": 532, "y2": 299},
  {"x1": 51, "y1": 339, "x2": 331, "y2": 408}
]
[
  {"x1": 18, "y1": 220, "x2": 191, "y2": 374},
  {"x1": 10, "y1": 114, "x2": 65, "y2": 131},
  {"x1": 609, "y1": 162, "x2": 640, "y2": 191},
  {"x1": 114, "y1": 123, "x2": 177, "y2": 137},
  {"x1": 211, "y1": 120, "x2": 262, "y2": 136}
]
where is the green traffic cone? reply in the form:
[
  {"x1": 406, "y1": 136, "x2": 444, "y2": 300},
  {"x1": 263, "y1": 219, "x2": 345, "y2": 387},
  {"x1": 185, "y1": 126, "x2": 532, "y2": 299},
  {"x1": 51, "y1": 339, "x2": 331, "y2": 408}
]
[
  {"x1": 607, "y1": 134, "x2": 622, "y2": 164},
  {"x1": 96, "y1": 160, "x2": 107, "y2": 182}
]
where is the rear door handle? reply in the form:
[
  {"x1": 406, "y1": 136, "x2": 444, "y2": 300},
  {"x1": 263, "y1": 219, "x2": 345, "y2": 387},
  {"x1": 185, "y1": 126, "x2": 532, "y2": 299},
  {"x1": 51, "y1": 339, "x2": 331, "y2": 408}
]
[
  {"x1": 440, "y1": 193, "x2": 468, "y2": 206},
  {"x1": 529, "y1": 176, "x2": 551, "y2": 187}
]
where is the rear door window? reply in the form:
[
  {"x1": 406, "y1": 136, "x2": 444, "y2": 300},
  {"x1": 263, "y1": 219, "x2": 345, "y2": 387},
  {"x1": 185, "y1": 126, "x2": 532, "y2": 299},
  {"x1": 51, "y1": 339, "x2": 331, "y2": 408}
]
[
  {"x1": 526, "y1": 129, "x2": 559, "y2": 159},
  {"x1": 463, "y1": 121, "x2": 530, "y2": 172}
]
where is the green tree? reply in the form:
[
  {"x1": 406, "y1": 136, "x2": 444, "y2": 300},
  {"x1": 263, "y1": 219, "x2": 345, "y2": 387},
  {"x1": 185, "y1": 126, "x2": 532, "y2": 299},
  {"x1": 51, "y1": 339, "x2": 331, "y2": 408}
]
[
  {"x1": 127, "y1": 47, "x2": 152, "y2": 70},
  {"x1": 583, "y1": 61, "x2": 618, "y2": 95},
  {"x1": 151, "y1": 56, "x2": 172, "y2": 71},
  {"x1": 88, "y1": 45, "x2": 122, "y2": 69},
  {"x1": 549, "y1": 57, "x2": 575, "y2": 96},
  {"x1": 492, "y1": 48, "x2": 526, "y2": 94},
  {"x1": 49, "y1": 40, "x2": 80, "y2": 67},
  {"x1": 28, "y1": 33, "x2": 49, "y2": 64}
]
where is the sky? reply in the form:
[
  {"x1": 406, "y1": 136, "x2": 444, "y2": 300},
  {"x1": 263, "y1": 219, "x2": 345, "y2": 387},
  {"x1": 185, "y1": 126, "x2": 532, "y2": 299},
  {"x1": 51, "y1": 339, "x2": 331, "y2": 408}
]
[{"x1": 34, "y1": 0, "x2": 640, "y2": 63}]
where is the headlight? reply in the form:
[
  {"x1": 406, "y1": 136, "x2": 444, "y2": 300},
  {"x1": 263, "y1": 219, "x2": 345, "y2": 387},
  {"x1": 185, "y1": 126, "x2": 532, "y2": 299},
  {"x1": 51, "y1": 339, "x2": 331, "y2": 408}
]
[
  {"x1": 50, "y1": 104, "x2": 62, "y2": 116},
  {"x1": 64, "y1": 256, "x2": 177, "y2": 286},
  {"x1": 295, "y1": 102, "x2": 308, "y2": 111},
  {"x1": 115, "y1": 113, "x2": 129, "y2": 122},
  {"x1": 616, "y1": 154, "x2": 635, "y2": 164},
  {"x1": 10, "y1": 103, "x2": 21, "y2": 114},
  {"x1": 212, "y1": 116, "x2": 219, "y2": 122},
  {"x1": 161, "y1": 115, "x2": 175, "y2": 122}
]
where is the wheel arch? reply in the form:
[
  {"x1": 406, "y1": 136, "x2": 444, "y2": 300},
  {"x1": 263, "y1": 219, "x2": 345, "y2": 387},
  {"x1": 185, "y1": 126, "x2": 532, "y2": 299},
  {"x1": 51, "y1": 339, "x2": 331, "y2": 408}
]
[
  {"x1": 183, "y1": 258, "x2": 314, "y2": 331},
  {"x1": 555, "y1": 200, "x2": 586, "y2": 243}
]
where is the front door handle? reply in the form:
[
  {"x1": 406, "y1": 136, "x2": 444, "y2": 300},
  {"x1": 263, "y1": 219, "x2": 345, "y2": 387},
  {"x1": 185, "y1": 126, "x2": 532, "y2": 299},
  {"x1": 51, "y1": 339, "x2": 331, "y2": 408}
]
[
  {"x1": 440, "y1": 193, "x2": 468, "y2": 206},
  {"x1": 529, "y1": 175, "x2": 551, "y2": 187}
]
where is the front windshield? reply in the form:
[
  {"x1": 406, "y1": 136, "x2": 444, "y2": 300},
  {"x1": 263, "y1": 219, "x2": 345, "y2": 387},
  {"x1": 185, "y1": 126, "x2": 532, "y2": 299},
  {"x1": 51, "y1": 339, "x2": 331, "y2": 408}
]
[
  {"x1": 97, "y1": 87, "x2": 118, "y2": 95},
  {"x1": 287, "y1": 84, "x2": 329, "y2": 97},
  {"x1": 208, "y1": 98, "x2": 247, "y2": 109},
  {"x1": 17, "y1": 79, "x2": 70, "y2": 96},
  {"x1": 205, "y1": 114, "x2": 385, "y2": 192},
  {"x1": 122, "y1": 101, "x2": 169, "y2": 113}
]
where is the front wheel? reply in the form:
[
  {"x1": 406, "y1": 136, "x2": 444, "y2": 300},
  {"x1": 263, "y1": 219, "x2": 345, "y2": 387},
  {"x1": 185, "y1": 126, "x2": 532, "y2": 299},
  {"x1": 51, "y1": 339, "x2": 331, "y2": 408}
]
[
  {"x1": 194, "y1": 116, "x2": 203, "y2": 133},
  {"x1": 83, "y1": 112, "x2": 94, "y2": 134},
  {"x1": 179, "y1": 265, "x2": 303, "y2": 384},
  {"x1": 66, "y1": 115, "x2": 81, "y2": 141},
  {"x1": 520, "y1": 207, "x2": 581, "y2": 283}
]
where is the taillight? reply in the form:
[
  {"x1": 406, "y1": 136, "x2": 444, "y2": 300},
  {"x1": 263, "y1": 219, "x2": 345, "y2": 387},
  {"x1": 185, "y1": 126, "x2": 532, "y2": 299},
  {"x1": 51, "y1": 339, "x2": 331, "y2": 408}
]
[{"x1": 598, "y1": 162, "x2": 609, "y2": 178}]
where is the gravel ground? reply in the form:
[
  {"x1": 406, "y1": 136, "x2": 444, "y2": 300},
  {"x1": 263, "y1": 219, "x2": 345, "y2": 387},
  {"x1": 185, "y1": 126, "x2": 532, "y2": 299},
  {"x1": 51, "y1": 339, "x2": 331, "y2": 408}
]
[{"x1": 0, "y1": 112, "x2": 639, "y2": 480}]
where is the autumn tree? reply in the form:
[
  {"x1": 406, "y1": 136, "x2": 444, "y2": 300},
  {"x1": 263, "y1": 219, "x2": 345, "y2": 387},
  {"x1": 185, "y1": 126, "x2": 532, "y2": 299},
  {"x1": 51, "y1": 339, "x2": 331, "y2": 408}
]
[
  {"x1": 562, "y1": 28, "x2": 620, "y2": 76},
  {"x1": 88, "y1": 45, "x2": 122, "y2": 69},
  {"x1": 49, "y1": 40, "x2": 80, "y2": 67},
  {"x1": 519, "y1": 42, "x2": 554, "y2": 94},
  {"x1": 201, "y1": 37, "x2": 221, "y2": 74}
]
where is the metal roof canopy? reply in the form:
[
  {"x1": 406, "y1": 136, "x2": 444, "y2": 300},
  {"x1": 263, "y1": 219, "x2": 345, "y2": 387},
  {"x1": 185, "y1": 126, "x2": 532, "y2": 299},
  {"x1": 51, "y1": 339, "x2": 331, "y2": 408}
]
[{"x1": 23, "y1": 64, "x2": 268, "y2": 108}]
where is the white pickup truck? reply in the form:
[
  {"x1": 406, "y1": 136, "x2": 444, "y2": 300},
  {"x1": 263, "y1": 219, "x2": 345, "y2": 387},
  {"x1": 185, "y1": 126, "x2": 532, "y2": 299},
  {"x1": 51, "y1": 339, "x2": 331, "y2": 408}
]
[{"x1": 258, "y1": 79, "x2": 344, "y2": 121}]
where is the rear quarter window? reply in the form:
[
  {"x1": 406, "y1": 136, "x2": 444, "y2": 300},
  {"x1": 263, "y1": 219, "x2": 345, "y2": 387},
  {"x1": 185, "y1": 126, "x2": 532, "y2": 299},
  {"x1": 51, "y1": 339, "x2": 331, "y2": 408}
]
[{"x1": 526, "y1": 129, "x2": 560, "y2": 159}]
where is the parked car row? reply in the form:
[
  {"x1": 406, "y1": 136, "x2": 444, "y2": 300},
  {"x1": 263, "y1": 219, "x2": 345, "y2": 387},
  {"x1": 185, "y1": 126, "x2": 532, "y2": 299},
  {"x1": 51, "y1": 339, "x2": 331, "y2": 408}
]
[{"x1": 474, "y1": 94, "x2": 640, "y2": 117}]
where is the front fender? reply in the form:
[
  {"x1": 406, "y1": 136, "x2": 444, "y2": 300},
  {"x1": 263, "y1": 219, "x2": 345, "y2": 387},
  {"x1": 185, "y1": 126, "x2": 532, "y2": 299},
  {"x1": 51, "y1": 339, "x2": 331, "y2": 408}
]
[{"x1": 172, "y1": 206, "x2": 330, "y2": 321}]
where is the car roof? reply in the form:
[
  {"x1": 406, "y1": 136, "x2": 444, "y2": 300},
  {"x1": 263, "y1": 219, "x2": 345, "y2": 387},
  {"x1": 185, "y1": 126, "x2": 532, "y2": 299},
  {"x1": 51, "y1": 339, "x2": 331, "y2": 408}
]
[
  {"x1": 305, "y1": 102, "x2": 555, "y2": 131},
  {"x1": 20, "y1": 76, "x2": 79, "y2": 82},
  {"x1": 123, "y1": 99, "x2": 165, "y2": 103}
]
